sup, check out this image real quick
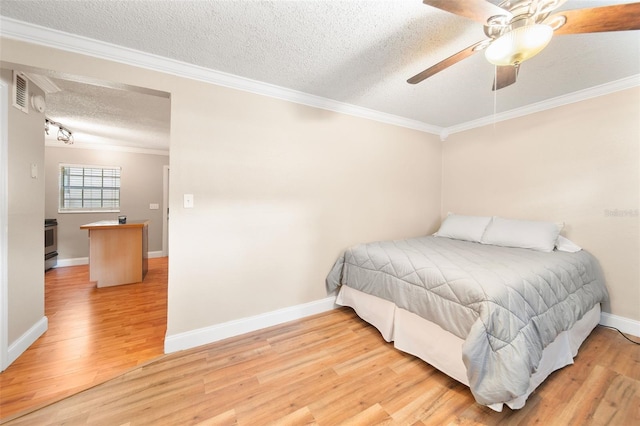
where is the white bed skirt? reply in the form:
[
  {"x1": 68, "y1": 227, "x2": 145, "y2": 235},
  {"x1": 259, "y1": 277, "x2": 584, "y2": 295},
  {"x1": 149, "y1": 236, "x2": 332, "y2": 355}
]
[{"x1": 336, "y1": 285, "x2": 600, "y2": 412}]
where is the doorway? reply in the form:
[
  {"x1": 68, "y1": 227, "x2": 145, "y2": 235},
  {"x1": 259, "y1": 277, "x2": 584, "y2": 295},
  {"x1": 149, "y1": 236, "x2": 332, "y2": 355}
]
[{"x1": 1, "y1": 66, "x2": 171, "y2": 375}]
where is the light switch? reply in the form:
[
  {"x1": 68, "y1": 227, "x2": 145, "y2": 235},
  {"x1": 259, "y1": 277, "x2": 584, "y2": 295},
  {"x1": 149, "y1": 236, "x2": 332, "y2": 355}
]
[
  {"x1": 149, "y1": 203, "x2": 159, "y2": 210},
  {"x1": 183, "y1": 194, "x2": 194, "y2": 209},
  {"x1": 31, "y1": 163, "x2": 38, "y2": 179}
]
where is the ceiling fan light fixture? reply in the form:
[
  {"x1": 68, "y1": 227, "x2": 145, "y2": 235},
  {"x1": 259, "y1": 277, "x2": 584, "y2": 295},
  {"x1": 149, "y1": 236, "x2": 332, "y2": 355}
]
[{"x1": 485, "y1": 23, "x2": 553, "y2": 66}]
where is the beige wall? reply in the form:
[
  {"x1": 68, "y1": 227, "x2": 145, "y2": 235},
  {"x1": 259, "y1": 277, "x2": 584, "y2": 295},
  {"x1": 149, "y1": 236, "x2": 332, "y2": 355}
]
[
  {"x1": 1, "y1": 39, "x2": 443, "y2": 339},
  {"x1": 44, "y1": 146, "x2": 169, "y2": 259},
  {"x1": 442, "y1": 87, "x2": 640, "y2": 321},
  {"x1": 168, "y1": 82, "x2": 442, "y2": 332},
  {"x1": 4, "y1": 35, "x2": 636, "y2": 348},
  {"x1": 2, "y1": 67, "x2": 46, "y2": 343}
]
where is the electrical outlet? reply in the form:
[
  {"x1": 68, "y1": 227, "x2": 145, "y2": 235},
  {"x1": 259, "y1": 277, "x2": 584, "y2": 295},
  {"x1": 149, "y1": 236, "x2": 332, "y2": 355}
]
[{"x1": 149, "y1": 203, "x2": 159, "y2": 210}]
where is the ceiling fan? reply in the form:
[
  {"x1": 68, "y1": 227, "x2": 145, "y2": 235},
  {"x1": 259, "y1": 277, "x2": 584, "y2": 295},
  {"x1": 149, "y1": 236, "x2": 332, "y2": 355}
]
[{"x1": 408, "y1": 0, "x2": 640, "y2": 90}]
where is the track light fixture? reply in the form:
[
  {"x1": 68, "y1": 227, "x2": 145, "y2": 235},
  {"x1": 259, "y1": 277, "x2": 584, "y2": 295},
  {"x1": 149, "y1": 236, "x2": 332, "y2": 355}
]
[{"x1": 45, "y1": 117, "x2": 74, "y2": 144}]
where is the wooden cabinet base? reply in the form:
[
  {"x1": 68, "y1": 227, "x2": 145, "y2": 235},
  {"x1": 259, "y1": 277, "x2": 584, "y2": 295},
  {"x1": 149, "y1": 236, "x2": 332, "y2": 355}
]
[{"x1": 81, "y1": 220, "x2": 149, "y2": 287}]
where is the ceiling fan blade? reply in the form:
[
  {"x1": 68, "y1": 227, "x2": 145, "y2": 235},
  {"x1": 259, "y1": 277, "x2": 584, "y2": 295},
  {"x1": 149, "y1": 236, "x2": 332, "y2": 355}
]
[
  {"x1": 422, "y1": 0, "x2": 512, "y2": 24},
  {"x1": 408, "y1": 40, "x2": 487, "y2": 84},
  {"x1": 492, "y1": 65, "x2": 519, "y2": 91},
  {"x1": 550, "y1": 3, "x2": 640, "y2": 35}
]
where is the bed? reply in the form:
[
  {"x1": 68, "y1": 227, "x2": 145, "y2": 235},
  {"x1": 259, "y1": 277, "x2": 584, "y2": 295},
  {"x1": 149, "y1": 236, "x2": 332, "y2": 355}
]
[{"x1": 326, "y1": 215, "x2": 608, "y2": 411}]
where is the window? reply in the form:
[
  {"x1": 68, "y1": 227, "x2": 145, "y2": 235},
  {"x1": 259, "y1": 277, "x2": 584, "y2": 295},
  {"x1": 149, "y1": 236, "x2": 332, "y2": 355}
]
[{"x1": 59, "y1": 164, "x2": 121, "y2": 213}]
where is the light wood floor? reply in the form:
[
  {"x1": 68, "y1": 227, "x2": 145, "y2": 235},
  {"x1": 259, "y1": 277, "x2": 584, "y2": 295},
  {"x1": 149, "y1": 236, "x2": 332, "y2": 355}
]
[
  {"x1": 0, "y1": 257, "x2": 167, "y2": 421},
  {"x1": 2, "y1": 302, "x2": 639, "y2": 424}
]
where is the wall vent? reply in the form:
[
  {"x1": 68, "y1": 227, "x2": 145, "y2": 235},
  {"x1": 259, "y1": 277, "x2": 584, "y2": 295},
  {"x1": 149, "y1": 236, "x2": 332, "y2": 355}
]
[{"x1": 13, "y1": 71, "x2": 29, "y2": 113}]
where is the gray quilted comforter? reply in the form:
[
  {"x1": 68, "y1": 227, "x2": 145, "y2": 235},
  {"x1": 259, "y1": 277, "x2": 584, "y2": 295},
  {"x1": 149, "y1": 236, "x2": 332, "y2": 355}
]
[{"x1": 326, "y1": 236, "x2": 608, "y2": 406}]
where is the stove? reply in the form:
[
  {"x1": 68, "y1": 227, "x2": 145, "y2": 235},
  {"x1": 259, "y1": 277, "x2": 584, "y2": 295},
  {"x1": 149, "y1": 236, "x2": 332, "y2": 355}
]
[{"x1": 45, "y1": 218, "x2": 58, "y2": 270}]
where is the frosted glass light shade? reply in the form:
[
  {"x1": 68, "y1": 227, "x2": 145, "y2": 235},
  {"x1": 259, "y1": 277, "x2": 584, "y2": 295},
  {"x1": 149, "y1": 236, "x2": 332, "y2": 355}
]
[{"x1": 485, "y1": 24, "x2": 553, "y2": 66}]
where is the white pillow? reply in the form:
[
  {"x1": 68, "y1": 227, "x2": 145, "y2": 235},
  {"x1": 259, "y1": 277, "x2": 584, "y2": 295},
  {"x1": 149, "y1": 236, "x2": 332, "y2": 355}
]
[
  {"x1": 434, "y1": 214, "x2": 493, "y2": 243},
  {"x1": 556, "y1": 235, "x2": 582, "y2": 252},
  {"x1": 481, "y1": 217, "x2": 561, "y2": 252}
]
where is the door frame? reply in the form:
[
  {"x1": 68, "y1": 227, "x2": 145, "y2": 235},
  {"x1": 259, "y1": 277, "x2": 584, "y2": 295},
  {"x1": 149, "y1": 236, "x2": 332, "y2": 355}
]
[
  {"x1": 162, "y1": 165, "x2": 169, "y2": 257},
  {"x1": 1, "y1": 80, "x2": 10, "y2": 371}
]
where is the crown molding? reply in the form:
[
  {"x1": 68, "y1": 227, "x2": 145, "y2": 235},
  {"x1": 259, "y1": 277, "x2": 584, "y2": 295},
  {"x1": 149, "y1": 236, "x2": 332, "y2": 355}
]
[
  {"x1": 44, "y1": 139, "x2": 169, "y2": 156},
  {"x1": 23, "y1": 72, "x2": 61, "y2": 93},
  {"x1": 0, "y1": 17, "x2": 441, "y2": 136},
  {"x1": 2, "y1": 17, "x2": 637, "y2": 142},
  {"x1": 444, "y1": 74, "x2": 640, "y2": 137}
]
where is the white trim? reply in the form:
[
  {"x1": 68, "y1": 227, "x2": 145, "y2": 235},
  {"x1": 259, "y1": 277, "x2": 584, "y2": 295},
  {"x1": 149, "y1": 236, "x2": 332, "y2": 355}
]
[
  {"x1": 2, "y1": 17, "x2": 639, "y2": 140},
  {"x1": 163, "y1": 301, "x2": 637, "y2": 355},
  {"x1": 600, "y1": 312, "x2": 640, "y2": 338},
  {"x1": 55, "y1": 257, "x2": 88, "y2": 267},
  {"x1": 162, "y1": 165, "x2": 169, "y2": 257},
  {"x1": 6, "y1": 316, "x2": 48, "y2": 368},
  {"x1": 54, "y1": 251, "x2": 164, "y2": 268},
  {"x1": 0, "y1": 17, "x2": 439, "y2": 136},
  {"x1": 164, "y1": 296, "x2": 338, "y2": 354},
  {"x1": 45, "y1": 140, "x2": 169, "y2": 156},
  {"x1": 445, "y1": 75, "x2": 640, "y2": 137},
  {"x1": 24, "y1": 72, "x2": 61, "y2": 94},
  {"x1": 0, "y1": 81, "x2": 9, "y2": 371}
]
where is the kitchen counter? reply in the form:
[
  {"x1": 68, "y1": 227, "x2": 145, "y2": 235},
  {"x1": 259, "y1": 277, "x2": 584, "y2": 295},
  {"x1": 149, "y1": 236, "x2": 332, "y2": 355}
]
[{"x1": 81, "y1": 220, "x2": 149, "y2": 287}]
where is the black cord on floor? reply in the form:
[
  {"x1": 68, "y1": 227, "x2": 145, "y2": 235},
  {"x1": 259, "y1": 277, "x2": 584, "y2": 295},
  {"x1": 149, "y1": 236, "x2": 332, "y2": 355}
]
[{"x1": 599, "y1": 324, "x2": 640, "y2": 345}]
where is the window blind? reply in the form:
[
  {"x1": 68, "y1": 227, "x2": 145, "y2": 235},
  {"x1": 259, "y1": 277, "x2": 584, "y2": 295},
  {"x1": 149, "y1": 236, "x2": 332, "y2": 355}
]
[{"x1": 59, "y1": 164, "x2": 121, "y2": 213}]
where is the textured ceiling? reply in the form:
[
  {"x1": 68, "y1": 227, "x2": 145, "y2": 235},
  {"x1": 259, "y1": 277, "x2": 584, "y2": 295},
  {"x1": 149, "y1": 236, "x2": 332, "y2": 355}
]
[
  {"x1": 42, "y1": 77, "x2": 171, "y2": 151},
  {"x1": 1, "y1": 0, "x2": 639, "y2": 151}
]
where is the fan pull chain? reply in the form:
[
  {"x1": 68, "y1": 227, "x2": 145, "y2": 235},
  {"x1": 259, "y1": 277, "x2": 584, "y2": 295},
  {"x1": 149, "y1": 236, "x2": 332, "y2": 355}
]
[{"x1": 493, "y1": 66, "x2": 498, "y2": 129}]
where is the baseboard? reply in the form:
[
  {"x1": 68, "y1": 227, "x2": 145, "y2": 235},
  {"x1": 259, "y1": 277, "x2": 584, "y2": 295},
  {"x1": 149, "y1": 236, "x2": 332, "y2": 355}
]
[
  {"x1": 55, "y1": 251, "x2": 164, "y2": 268},
  {"x1": 55, "y1": 257, "x2": 88, "y2": 267},
  {"x1": 164, "y1": 301, "x2": 638, "y2": 354},
  {"x1": 164, "y1": 296, "x2": 339, "y2": 354},
  {"x1": 5, "y1": 316, "x2": 48, "y2": 370},
  {"x1": 599, "y1": 312, "x2": 640, "y2": 337}
]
